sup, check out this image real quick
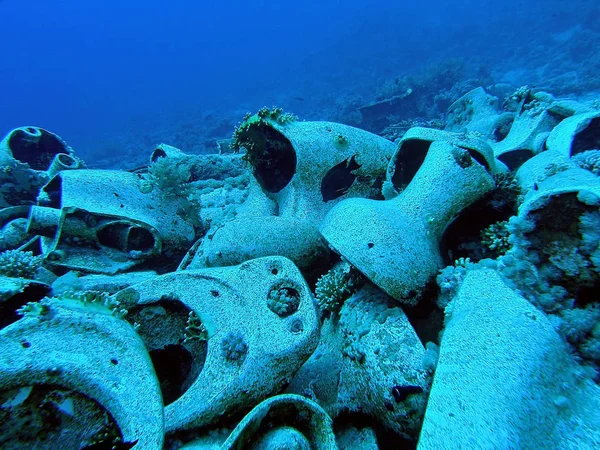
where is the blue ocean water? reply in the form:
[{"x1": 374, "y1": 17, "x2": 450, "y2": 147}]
[{"x1": 1, "y1": 0, "x2": 597, "y2": 166}]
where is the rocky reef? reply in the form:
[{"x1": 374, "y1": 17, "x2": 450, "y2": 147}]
[{"x1": 1, "y1": 88, "x2": 600, "y2": 449}]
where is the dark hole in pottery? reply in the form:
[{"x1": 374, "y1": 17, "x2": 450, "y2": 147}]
[
  {"x1": 126, "y1": 226, "x2": 155, "y2": 252},
  {"x1": 8, "y1": 128, "x2": 67, "y2": 171},
  {"x1": 391, "y1": 384, "x2": 424, "y2": 402},
  {"x1": 493, "y1": 116, "x2": 513, "y2": 142},
  {"x1": 149, "y1": 344, "x2": 193, "y2": 405},
  {"x1": 150, "y1": 147, "x2": 167, "y2": 162},
  {"x1": 400, "y1": 278, "x2": 443, "y2": 346},
  {"x1": 321, "y1": 154, "x2": 361, "y2": 202},
  {"x1": 497, "y1": 149, "x2": 534, "y2": 171},
  {"x1": 462, "y1": 147, "x2": 491, "y2": 172},
  {"x1": 290, "y1": 319, "x2": 304, "y2": 333},
  {"x1": 440, "y1": 190, "x2": 515, "y2": 264},
  {"x1": 126, "y1": 299, "x2": 207, "y2": 405},
  {"x1": 245, "y1": 123, "x2": 296, "y2": 193},
  {"x1": 0, "y1": 384, "x2": 124, "y2": 449},
  {"x1": 96, "y1": 223, "x2": 155, "y2": 253},
  {"x1": 571, "y1": 117, "x2": 600, "y2": 156},
  {"x1": 39, "y1": 175, "x2": 63, "y2": 209},
  {"x1": 391, "y1": 139, "x2": 430, "y2": 191},
  {"x1": 0, "y1": 282, "x2": 50, "y2": 330}
]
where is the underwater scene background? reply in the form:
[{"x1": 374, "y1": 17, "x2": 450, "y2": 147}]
[
  {"x1": 1, "y1": 0, "x2": 600, "y2": 449},
  {"x1": 0, "y1": 0, "x2": 598, "y2": 168}
]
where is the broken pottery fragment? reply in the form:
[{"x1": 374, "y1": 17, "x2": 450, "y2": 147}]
[
  {"x1": 321, "y1": 137, "x2": 495, "y2": 305},
  {"x1": 445, "y1": 87, "x2": 513, "y2": 141},
  {"x1": 114, "y1": 256, "x2": 319, "y2": 433},
  {"x1": 0, "y1": 127, "x2": 78, "y2": 208},
  {"x1": 288, "y1": 284, "x2": 431, "y2": 442},
  {"x1": 0, "y1": 293, "x2": 164, "y2": 449},
  {"x1": 419, "y1": 269, "x2": 600, "y2": 449},
  {"x1": 519, "y1": 167, "x2": 600, "y2": 221},
  {"x1": 0, "y1": 126, "x2": 75, "y2": 170},
  {"x1": 27, "y1": 169, "x2": 195, "y2": 274},
  {"x1": 491, "y1": 89, "x2": 564, "y2": 171},
  {"x1": 186, "y1": 216, "x2": 330, "y2": 274},
  {"x1": 514, "y1": 150, "x2": 572, "y2": 195},
  {"x1": 545, "y1": 111, "x2": 600, "y2": 157},
  {"x1": 150, "y1": 143, "x2": 187, "y2": 162},
  {"x1": 384, "y1": 126, "x2": 496, "y2": 197},
  {"x1": 0, "y1": 206, "x2": 37, "y2": 251},
  {"x1": 235, "y1": 113, "x2": 396, "y2": 223},
  {"x1": 220, "y1": 394, "x2": 338, "y2": 450}
]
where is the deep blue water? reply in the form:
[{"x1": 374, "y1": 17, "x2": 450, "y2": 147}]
[{"x1": 1, "y1": 0, "x2": 598, "y2": 165}]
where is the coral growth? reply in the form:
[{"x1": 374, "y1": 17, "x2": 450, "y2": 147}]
[
  {"x1": 221, "y1": 331, "x2": 248, "y2": 362},
  {"x1": 184, "y1": 311, "x2": 208, "y2": 343},
  {"x1": 480, "y1": 221, "x2": 511, "y2": 257},
  {"x1": 0, "y1": 250, "x2": 43, "y2": 279},
  {"x1": 18, "y1": 291, "x2": 129, "y2": 319},
  {"x1": 231, "y1": 107, "x2": 297, "y2": 155},
  {"x1": 267, "y1": 284, "x2": 301, "y2": 317},
  {"x1": 315, "y1": 261, "x2": 363, "y2": 314},
  {"x1": 147, "y1": 156, "x2": 192, "y2": 198},
  {"x1": 573, "y1": 150, "x2": 600, "y2": 176}
]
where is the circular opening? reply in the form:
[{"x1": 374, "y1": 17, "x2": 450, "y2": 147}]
[
  {"x1": 8, "y1": 128, "x2": 68, "y2": 170},
  {"x1": 127, "y1": 226, "x2": 156, "y2": 252},
  {"x1": 290, "y1": 318, "x2": 304, "y2": 334},
  {"x1": 96, "y1": 223, "x2": 156, "y2": 254},
  {"x1": 267, "y1": 283, "x2": 301, "y2": 317},
  {"x1": 242, "y1": 123, "x2": 297, "y2": 193},
  {"x1": 57, "y1": 153, "x2": 77, "y2": 168},
  {"x1": 390, "y1": 139, "x2": 431, "y2": 191}
]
